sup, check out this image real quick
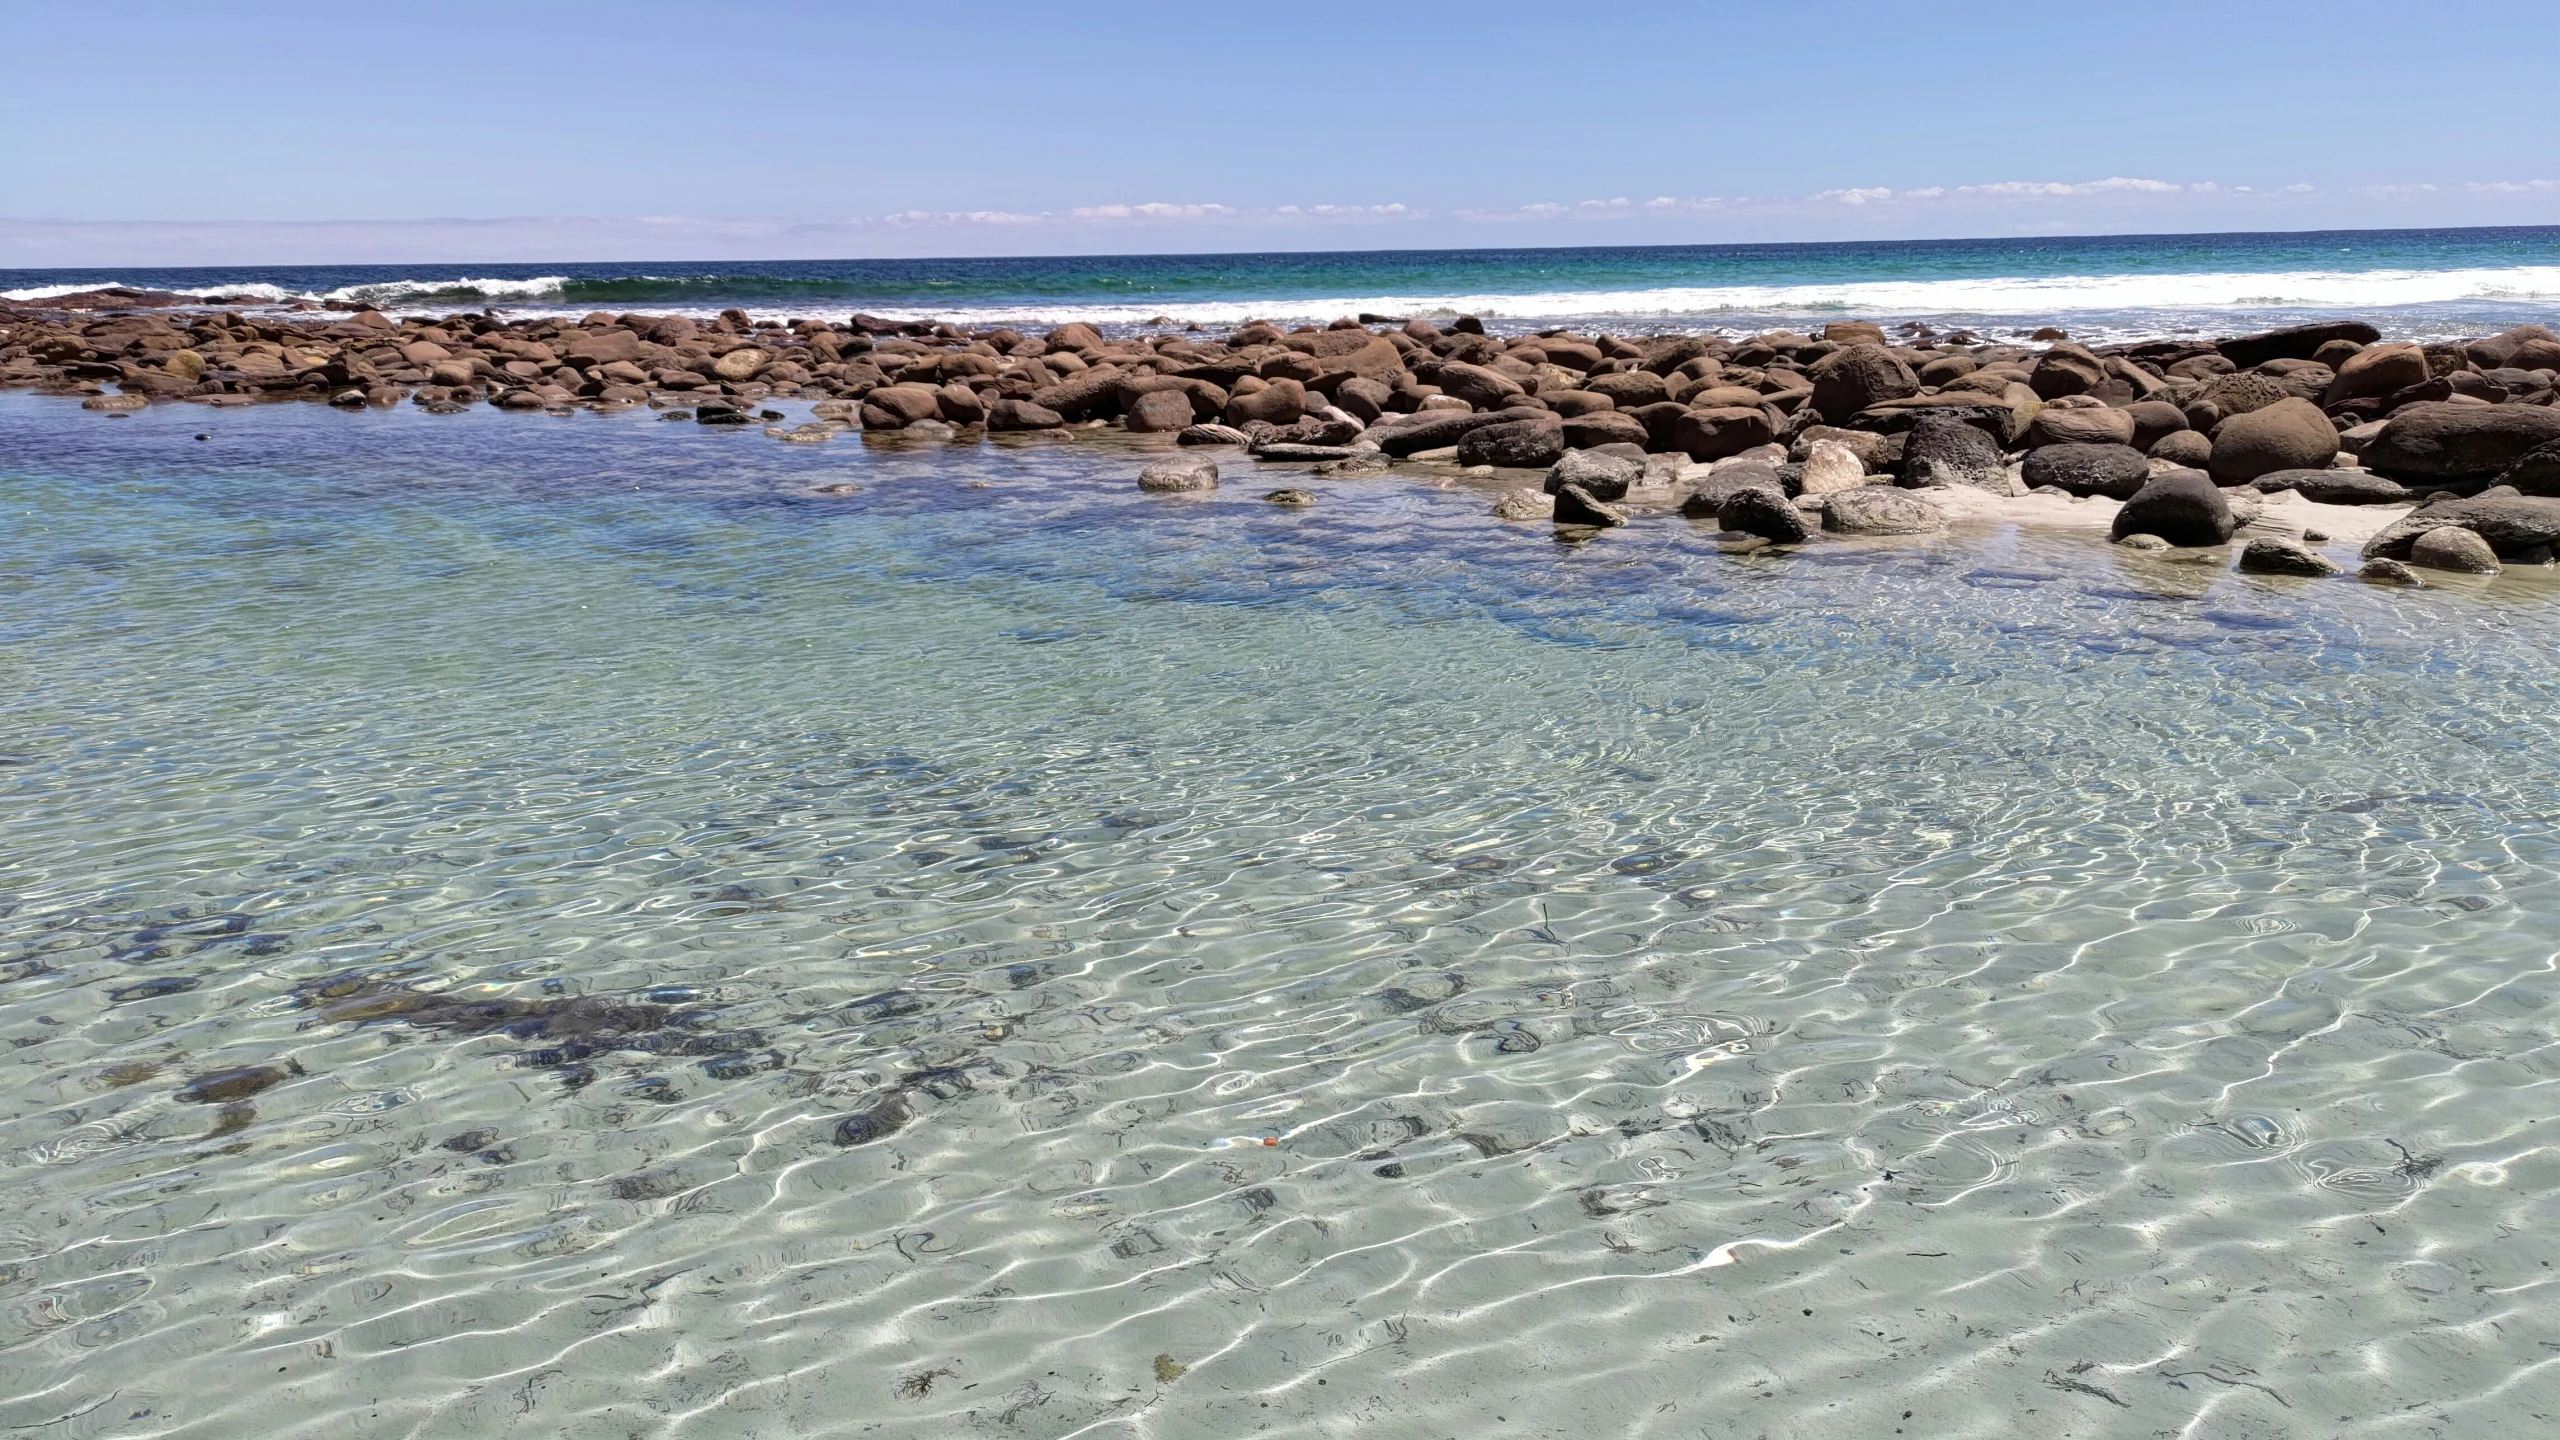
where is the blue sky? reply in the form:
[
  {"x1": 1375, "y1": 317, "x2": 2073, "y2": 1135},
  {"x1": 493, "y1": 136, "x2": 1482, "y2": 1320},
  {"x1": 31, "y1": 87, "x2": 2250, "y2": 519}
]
[{"x1": 4, "y1": 1, "x2": 2557, "y2": 263}]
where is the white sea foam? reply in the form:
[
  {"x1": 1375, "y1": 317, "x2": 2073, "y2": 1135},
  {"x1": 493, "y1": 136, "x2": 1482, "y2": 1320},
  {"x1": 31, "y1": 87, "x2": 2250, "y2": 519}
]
[
  {"x1": 0, "y1": 279, "x2": 297, "y2": 302},
  {"x1": 318, "y1": 275, "x2": 569, "y2": 305},
  {"x1": 822, "y1": 265, "x2": 2560, "y2": 329}
]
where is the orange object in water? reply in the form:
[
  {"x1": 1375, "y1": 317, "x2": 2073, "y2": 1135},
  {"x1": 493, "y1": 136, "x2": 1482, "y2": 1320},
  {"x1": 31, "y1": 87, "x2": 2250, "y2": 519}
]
[{"x1": 1262, "y1": 1137, "x2": 1278, "y2": 1147}]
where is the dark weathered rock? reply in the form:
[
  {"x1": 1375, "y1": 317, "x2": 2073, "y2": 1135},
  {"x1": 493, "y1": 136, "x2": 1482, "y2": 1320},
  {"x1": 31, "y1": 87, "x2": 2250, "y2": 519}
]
[
  {"x1": 1682, "y1": 463, "x2": 1789, "y2": 517},
  {"x1": 1822, "y1": 486, "x2": 1946, "y2": 535},
  {"x1": 1716, "y1": 483, "x2": 1809, "y2": 542},
  {"x1": 1333, "y1": 376, "x2": 1393, "y2": 422},
  {"x1": 1553, "y1": 482, "x2": 1629, "y2": 528},
  {"x1": 1136, "y1": 457, "x2": 1219, "y2": 493},
  {"x1": 1371, "y1": 407, "x2": 1545, "y2": 458},
  {"x1": 2238, "y1": 538, "x2": 2340, "y2": 576},
  {"x1": 1809, "y1": 345, "x2": 1920, "y2": 423},
  {"x1": 1455, "y1": 417, "x2": 1567, "y2": 469},
  {"x1": 2361, "y1": 490, "x2": 2560, "y2": 560},
  {"x1": 2360, "y1": 557, "x2": 2424, "y2": 586},
  {"x1": 2467, "y1": 324, "x2": 2560, "y2": 370},
  {"x1": 1900, "y1": 412, "x2": 2007, "y2": 491},
  {"x1": 2126, "y1": 400, "x2": 2188, "y2": 452},
  {"x1": 1544, "y1": 449, "x2": 1641, "y2": 501},
  {"x1": 2361, "y1": 402, "x2": 2560, "y2": 481},
  {"x1": 2409, "y1": 525, "x2": 2501, "y2": 574},
  {"x1": 2247, "y1": 467, "x2": 2410, "y2": 504},
  {"x1": 2111, "y1": 469, "x2": 2235, "y2": 546},
  {"x1": 2020, "y1": 443, "x2": 2151, "y2": 499},
  {"x1": 2495, "y1": 438, "x2": 2560, "y2": 497},
  {"x1": 1541, "y1": 389, "x2": 1616, "y2": 418},
  {"x1": 2217, "y1": 322, "x2": 2381, "y2": 369},
  {"x1": 2209, "y1": 397, "x2": 2339, "y2": 483}
]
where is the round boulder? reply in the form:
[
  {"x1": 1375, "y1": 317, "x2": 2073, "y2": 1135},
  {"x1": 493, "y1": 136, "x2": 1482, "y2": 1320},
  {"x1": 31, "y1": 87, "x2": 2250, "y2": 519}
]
[
  {"x1": 2110, "y1": 469, "x2": 2235, "y2": 547},
  {"x1": 1124, "y1": 389, "x2": 1195, "y2": 433},
  {"x1": 1900, "y1": 413, "x2": 2005, "y2": 490},
  {"x1": 2409, "y1": 525, "x2": 2500, "y2": 574},
  {"x1": 2208, "y1": 397, "x2": 2338, "y2": 484},
  {"x1": 1809, "y1": 345, "x2": 1920, "y2": 424},
  {"x1": 2148, "y1": 430, "x2": 2213, "y2": 468},
  {"x1": 1822, "y1": 486, "x2": 1947, "y2": 535},
  {"x1": 1716, "y1": 484, "x2": 1809, "y2": 543},
  {"x1": 2358, "y1": 402, "x2": 2560, "y2": 481},
  {"x1": 2238, "y1": 538, "x2": 2341, "y2": 576},
  {"x1": 1672, "y1": 406, "x2": 1777, "y2": 462},
  {"x1": 2025, "y1": 403, "x2": 2137, "y2": 449}
]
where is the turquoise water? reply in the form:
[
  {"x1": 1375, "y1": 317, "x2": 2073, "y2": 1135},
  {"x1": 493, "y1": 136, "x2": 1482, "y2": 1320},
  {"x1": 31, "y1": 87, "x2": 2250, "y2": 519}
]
[
  {"x1": 9, "y1": 225, "x2": 2560, "y2": 340},
  {"x1": 7, "y1": 395, "x2": 2560, "y2": 1436}
]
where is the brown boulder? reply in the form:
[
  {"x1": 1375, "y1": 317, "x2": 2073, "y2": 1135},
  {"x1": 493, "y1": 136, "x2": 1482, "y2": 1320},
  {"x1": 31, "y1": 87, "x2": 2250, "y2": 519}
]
[
  {"x1": 1434, "y1": 361, "x2": 1525, "y2": 409},
  {"x1": 2028, "y1": 345, "x2": 2107, "y2": 400},
  {"x1": 986, "y1": 399, "x2": 1065, "y2": 430},
  {"x1": 2322, "y1": 342, "x2": 2429, "y2": 408},
  {"x1": 1125, "y1": 389, "x2": 1194, "y2": 432},
  {"x1": 2359, "y1": 402, "x2": 2560, "y2": 481},
  {"x1": 2025, "y1": 403, "x2": 2137, "y2": 449},
  {"x1": 2208, "y1": 397, "x2": 2338, "y2": 483},
  {"x1": 1583, "y1": 370, "x2": 1670, "y2": 409},
  {"x1": 1225, "y1": 378, "x2": 1306, "y2": 428},
  {"x1": 1808, "y1": 345, "x2": 1919, "y2": 423},
  {"x1": 1672, "y1": 407, "x2": 1777, "y2": 461}
]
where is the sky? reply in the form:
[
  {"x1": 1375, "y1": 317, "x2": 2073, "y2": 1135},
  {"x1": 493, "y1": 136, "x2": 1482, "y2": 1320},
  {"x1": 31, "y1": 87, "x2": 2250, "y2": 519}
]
[{"x1": 4, "y1": 0, "x2": 2558, "y2": 265}]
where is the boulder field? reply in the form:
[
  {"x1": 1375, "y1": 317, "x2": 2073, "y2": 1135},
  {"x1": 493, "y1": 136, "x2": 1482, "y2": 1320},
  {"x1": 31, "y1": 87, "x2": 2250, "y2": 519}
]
[{"x1": 10, "y1": 299, "x2": 2560, "y2": 582}]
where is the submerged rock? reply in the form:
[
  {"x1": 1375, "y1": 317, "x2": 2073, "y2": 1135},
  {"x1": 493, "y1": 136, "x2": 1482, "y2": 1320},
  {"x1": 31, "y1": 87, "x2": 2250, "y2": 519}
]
[
  {"x1": 2238, "y1": 538, "x2": 2341, "y2": 576},
  {"x1": 2111, "y1": 470, "x2": 2235, "y2": 547},
  {"x1": 1823, "y1": 486, "x2": 1946, "y2": 535},
  {"x1": 1137, "y1": 457, "x2": 1219, "y2": 493},
  {"x1": 2409, "y1": 525, "x2": 2501, "y2": 574}
]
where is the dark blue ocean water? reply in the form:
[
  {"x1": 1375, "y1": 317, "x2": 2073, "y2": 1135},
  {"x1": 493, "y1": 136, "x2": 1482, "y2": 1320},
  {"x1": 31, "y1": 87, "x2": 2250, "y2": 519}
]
[{"x1": 7, "y1": 225, "x2": 2560, "y2": 341}]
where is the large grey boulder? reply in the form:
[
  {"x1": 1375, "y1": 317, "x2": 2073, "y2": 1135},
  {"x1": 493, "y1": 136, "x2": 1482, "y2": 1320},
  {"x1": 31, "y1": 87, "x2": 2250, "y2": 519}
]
[
  {"x1": 2110, "y1": 470, "x2": 2236, "y2": 546},
  {"x1": 2361, "y1": 490, "x2": 2560, "y2": 560},
  {"x1": 2021, "y1": 442, "x2": 2151, "y2": 499},
  {"x1": 2360, "y1": 402, "x2": 2560, "y2": 481}
]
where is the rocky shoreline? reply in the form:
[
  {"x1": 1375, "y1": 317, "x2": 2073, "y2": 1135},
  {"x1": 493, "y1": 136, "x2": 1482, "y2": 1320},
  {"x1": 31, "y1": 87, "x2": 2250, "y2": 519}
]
[{"x1": 9, "y1": 295, "x2": 2560, "y2": 582}]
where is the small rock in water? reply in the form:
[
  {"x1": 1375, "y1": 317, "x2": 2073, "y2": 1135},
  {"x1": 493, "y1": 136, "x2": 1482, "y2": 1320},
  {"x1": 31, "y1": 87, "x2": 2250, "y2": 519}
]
[
  {"x1": 177, "y1": 1061, "x2": 303, "y2": 1104},
  {"x1": 1312, "y1": 453, "x2": 1389, "y2": 477},
  {"x1": 1263, "y1": 488, "x2": 1317, "y2": 507},
  {"x1": 1553, "y1": 482, "x2": 1629, "y2": 528},
  {"x1": 1492, "y1": 488, "x2": 1555, "y2": 521},
  {"x1": 1137, "y1": 457, "x2": 1219, "y2": 493},
  {"x1": 2238, "y1": 538, "x2": 2341, "y2": 576},
  {"x1": 1153, "y1": 1354, "x2": 1188, "y2": 1383},
  {"x1": 2360, "y1": 557, "x2": 2426, "y2": 586},
  {"x1": 2116, "y1": 533, "x2": 2170, "y2": 551},
  {"x1": 1177, "y1": 423, "x2": 1253, "y2": 447}
]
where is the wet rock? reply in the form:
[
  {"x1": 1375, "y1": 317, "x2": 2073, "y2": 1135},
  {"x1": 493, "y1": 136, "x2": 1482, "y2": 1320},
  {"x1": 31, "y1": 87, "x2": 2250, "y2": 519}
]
[
  {"x1": 2021, "y1": 443, "x2": 2152, "y2": 499},
  {"x1": 177, "y1": 1061, "x2": 303, "y2": 1104},
  {"x1": 2361, "y1": 402, "x2": 2560, "y2": 481},
  {"x1": 2361, "y1": 491, "x2": 2560, "y2": 560},
  {"x1": 82, "y1": 393, "x2": 147, "y2": 411},
  {"x1": 1492, "y1": 487, "x2": 1556, "y2": 520},
  {"x1": 2409, "y1": 525, "x2": 2501, "y2": 574},
  {"x1": 1823, "y1": 486, "x2": 1946, "y2": 535},
  {"x1": 1137, "y1": 457, "x2": 1219, "y2": 493},
  {"x1": 1716, "y1": 484, "x2": 1809, "y2": 542},
  {"x1": 2116, "y1": 533, "x2": 2170, "y2": 551},
  {"x1": 2208, "y1": 397, "x2": 2338, "y2": 484},
  {"x1": 1455, "y1": 416, "x2": 1566, "y2": 469},
  {"x1": 1311, "y1": 452, "x2": 1390, "y2": 477},
  {"x1": 1263, "y1": 488, "x2": 1317, "y2": 507},
  {"x1": 833, "y1": 1092, "x2": 912, "y2": 1146},
  {"x1": 1544, "y1": 448, "x2": 1641, "y2": 501},
  {"x1": 2111, "y1": 469, "x2": 2235, "y2": 547},
  {"x1": 2360, "y1": 557, "x2": 2425, "y2": 586},
  {"x1": 2239, "y1": 538, "x2": 2341, "y2": 576},
  {"x1": 1553, "y1": 482, "x2": 1629, "y2": 528}
]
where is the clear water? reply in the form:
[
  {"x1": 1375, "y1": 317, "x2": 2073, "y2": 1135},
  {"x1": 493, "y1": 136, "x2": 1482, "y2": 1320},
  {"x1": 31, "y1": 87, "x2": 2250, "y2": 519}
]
[
  {"x1": 6, "y1": 394, "x2": 2560, "y2": 1437},
  {"x1": 8, "y1": 225, "x2": 2560, "y2": 341}
]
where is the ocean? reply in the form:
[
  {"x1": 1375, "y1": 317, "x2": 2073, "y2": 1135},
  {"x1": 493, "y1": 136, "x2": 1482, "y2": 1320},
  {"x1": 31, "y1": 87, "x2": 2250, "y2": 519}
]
[
  {"x1": 9, "y1": 224, "x2": 2560, "y2": 343},
  {"x1": 6, "y1": 229, "x2": 2560, "y2": 1436}
]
